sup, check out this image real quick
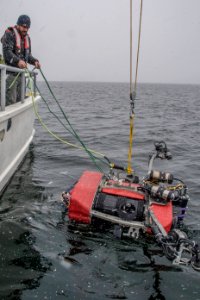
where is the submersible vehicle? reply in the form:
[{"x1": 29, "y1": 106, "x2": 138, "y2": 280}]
[
  {"x1": 62, "y1": 141, "x2": 200, "y2": 271},
  {"x1": 29, "y1": 1, "x2": 199, "y2": 271}
]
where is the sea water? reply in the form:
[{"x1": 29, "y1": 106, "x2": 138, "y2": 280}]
[{"x1": 0, "y1": 82, "x2": 200, "y2": 299}]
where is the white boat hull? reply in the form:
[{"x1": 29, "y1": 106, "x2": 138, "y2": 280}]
[{"x1": 0, "y1": 96, "x2": 40, "y2": 193}]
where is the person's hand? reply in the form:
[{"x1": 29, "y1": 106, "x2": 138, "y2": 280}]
[
  {"x1": 34, "y1": 61, "x2": 41, "y2": 69},
  {"x1": 18, "y1": 60, "x2": 27, "y2": 69}
]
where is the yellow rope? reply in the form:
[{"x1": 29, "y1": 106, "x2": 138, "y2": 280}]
[
  {"x1": 127, "y1": 114, "x2": 134, "y2": 174},
  {"x1": 30, "y1": 86, "x2": 105, "y2": 158},
  {"x1": 127, "y1": 0, "x2": 143, "y2": 174},
  {"x1": 167, "y1": 184, "x2": 185, "y2": 191}
]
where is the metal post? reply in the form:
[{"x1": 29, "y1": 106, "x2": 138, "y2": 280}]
[
  {"x1": 0, "y1": 67, "x2": 6, "y2": 111},
  {"x1": 20, "y1": 72, "x2": 25, "y2": 103}
]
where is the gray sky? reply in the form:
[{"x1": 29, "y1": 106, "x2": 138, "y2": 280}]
[{"x1": 1, "y1": 0, "x2": 200, "y2": 84}]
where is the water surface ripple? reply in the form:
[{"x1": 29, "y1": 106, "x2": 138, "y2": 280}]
[{"x1": 0, "y1": 82, "x2": 200, "y2": 299}]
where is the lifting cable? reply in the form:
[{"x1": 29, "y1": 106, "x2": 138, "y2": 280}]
[
  {"x1": 26, "y1": 69, "x2": 110, "y2": 172},
  {"x1": 127, "y1": 0, "x2": 143, "y2": 174}
]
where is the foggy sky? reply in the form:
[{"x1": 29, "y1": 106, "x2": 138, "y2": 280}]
[{"x1": 0, "y1": 0, "x2": 200, "y2": 84}]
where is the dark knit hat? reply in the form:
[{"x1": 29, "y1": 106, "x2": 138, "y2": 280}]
[{"x1": 17, "y1": 15, "x2": 31, "y2": 28}]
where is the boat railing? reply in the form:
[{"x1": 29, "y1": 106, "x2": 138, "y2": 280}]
[{"x1": 0, "y1": 64, "x2": 37, "y2": 112}]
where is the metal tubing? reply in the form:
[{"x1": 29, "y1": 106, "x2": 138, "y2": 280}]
[
  {"x1": 0, "y1": 67, "x2": 6, "y2": 111},
  {"x1": 91, "y1": 209, "x2": 145, "y2": 229},
  {"x1": 0, "y1": 64, "x2": 24, "y2": 73},
  {"x1": 0, "y1": 64, "x2": 38, "y2": 108},
  {"x1": 148, "y1": 153, "x2": 157, "y2": 173},
  {"x1": 20, "y1": 72, "x2": 25, "y2": 103}
]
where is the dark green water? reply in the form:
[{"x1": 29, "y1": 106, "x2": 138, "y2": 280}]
[{"x1": 0, "y1": 82, "x2": 200, "y2": 299}]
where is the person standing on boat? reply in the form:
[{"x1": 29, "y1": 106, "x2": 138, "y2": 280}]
[{"x1": 1, "y1": 15, "x2": 41, "y2": 105}]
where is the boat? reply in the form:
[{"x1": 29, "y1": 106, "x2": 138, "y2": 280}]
[{"x1": 0, "y1": 63, "x2": 40, "y2": 194}]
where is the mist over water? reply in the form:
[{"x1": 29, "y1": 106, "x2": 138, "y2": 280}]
[{"x1": 0, "y1": 82, "x2": 200, "y2": 299}]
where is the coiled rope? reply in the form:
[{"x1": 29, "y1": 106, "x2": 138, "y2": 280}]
[{"x1": 127, "y1": 0, "x2": 143, "y2": 174}]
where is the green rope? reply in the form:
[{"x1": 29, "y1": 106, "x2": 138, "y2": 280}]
[
  {"x1": 27, "y1": 68, "x2": 107, "y2": 173},
  {"x1": 34, "y1": 80, "x2": 110, "y2": 168},
  {"x1": 39, "y1": 69, "x2": 105, "y2": 173},
  {"x1": 35, "y1": 83, "x2": 74, "y2": 136},
  {"x1": 8, "y1": 72, "x2": 21, "y2": 90}
]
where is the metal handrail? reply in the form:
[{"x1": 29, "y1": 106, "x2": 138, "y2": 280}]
[{"x1": 0, "y1": 64, "x2": 37, "y2": 112}]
